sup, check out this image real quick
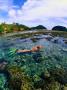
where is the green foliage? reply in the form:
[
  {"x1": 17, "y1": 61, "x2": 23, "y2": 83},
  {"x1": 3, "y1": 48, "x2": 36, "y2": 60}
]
[
  {"x1": 30, "y1": 25, "x2": 47, "y2": 30},
  {"x1": 0, "y1": 25, "x2": 4, "y2": 33},
  {"x1": 52, "y1": 26, "x2": 67, "y2": 31},
  {"x1": 0, "y1": 23, "x2": 30, "y2": 34}
]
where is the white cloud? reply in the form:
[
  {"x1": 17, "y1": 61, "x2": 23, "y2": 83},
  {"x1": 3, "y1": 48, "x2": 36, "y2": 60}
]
[
  {"x1": 8, "y1": 9, "x2": 17, "y2": 18},
  {"x1": 21, "y1": 0, "x2": 67, "y2": 18},
  {"x1": 0, "y1": 0, "x2": 13, "y2": 11},
  {"x1": 1, "y1": 0, "x2": 67, "y2": 29}
]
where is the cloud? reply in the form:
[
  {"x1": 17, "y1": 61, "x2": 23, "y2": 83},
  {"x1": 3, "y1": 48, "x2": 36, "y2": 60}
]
[
  {"x1": 8, "y1": 9, "x2": 17, "y2": 18},
  {"x1": 0, "y1": 0, "x2": 67, "y2": 29},
  {"x1": 0, "y1": 0, "x2": 13, "y2": 11},
  {"x1": 21, "y1": 0, "x2": 67, "y2": 17}
]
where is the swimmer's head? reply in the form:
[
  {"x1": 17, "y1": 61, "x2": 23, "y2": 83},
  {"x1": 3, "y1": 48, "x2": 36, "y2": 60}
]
[
  {"x1": 36, "y1": 45, "x2": 43, "y2": 49},
  {"x1": 37, "y1": 46, "x2": 40, "y2": 49}
]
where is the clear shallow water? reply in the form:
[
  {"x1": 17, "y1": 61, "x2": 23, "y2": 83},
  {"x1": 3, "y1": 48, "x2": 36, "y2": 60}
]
[{"x1": 0, "y1": 34, "x2": 67, "y2": 89}]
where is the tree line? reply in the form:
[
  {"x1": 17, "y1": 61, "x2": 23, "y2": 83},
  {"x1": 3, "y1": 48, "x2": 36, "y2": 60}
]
[
  {"x1": 0, "y1": 23, "x2": 29, "y2": 34},
  {"x1": 0, "y1": 23, "x2": 67, "y2": 34}
]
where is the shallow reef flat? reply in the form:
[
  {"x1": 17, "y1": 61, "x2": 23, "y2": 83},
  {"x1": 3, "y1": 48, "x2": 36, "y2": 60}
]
[{"x1": 0, "y1": 33, "x2": 67, "y2": 90}]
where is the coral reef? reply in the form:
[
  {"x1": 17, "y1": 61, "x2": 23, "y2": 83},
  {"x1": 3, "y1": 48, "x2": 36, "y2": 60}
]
[{"x1": 6, "y1": 65, "x2": 34, "y2": 90}]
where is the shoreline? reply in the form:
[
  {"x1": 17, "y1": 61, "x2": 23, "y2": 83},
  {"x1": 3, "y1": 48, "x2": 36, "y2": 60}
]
[{"x1": 0, "y1": 30, "x2": 67, "y2": 38}]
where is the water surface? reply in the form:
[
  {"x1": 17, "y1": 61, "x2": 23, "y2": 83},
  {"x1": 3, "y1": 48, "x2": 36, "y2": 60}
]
[{"x1": 0, "y1": 34, "x2": 67, "y2": 89}]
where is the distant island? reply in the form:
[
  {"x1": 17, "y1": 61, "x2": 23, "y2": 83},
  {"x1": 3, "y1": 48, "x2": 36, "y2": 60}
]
[
  {"x1": 30, "y1": 25, "x2": 47, "y2": 30},
  {"x1": 0, "y1": 23, "x2": 67, "y2": 34},
  {"x1": 52, "y1": 26, "x2": 67, "y2": 31}
]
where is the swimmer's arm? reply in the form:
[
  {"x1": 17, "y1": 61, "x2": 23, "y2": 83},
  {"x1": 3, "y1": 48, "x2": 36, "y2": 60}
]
[{"x1": 17, "y1": 49, "x2": 31, "y2": 53}]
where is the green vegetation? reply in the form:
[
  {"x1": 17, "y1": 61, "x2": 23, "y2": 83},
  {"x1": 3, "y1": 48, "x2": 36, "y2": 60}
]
[
  {"x1": 0, "y1": 24, "x2": 4, "y2": 34},
  {"x1": 0, "y1": 23, "x2": 29, "y2": 34},
  {"x1": 0, "y1": 23, "x2": 67, "y2": 35},
  {"x1": 30, "y1": 25, "x2": 47, "y2": 30},
  {"x1": 0, "y1": 23, "x2": 47, "y2": 34},
  {"x1": 52, "y1": 26, "x2": 67, "y2": 32}
]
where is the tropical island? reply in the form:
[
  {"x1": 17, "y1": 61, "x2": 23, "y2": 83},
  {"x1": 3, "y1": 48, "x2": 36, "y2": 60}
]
[
  {"x1": 0, "y1": 23, "x2": 67, "y2": 34},
  {"x1": 0, "y1": 23, "x2": 67, "y2": 38}
]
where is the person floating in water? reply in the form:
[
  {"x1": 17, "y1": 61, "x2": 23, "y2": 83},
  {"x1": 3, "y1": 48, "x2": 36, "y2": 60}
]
[
  {"x1": 16, "y1": 45, "x2": 44, "y2": 53},
  {"x1": 16, "y1": 45, "x2": 44, "y2": 63}
]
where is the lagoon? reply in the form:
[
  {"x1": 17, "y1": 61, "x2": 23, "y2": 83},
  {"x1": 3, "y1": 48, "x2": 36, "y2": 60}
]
[{"x1": 0, "y1": 32, "x2": 67, "y2": 90}]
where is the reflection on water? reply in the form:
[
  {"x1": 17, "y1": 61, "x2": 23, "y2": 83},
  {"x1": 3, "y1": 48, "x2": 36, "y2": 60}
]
[{"x1": 0, "y1": 34, "x2": 67, "y2": 89}]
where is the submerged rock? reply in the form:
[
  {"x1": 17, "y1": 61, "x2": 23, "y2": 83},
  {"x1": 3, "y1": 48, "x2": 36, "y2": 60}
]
[
  {"x1": 32, "y1": 52, "x2": 42, "y2": 63},
  {"x1": 0, "y1": 58, "x2": 7, "y2": 71},
  {"x1": 45, "y1": 35, "x2": 53, "y2": 41},
  {"x1": 63, "y1": 84, "x2": 67, "y2": 90},
  {"x1": 49, "y1": 68, "x2": 67, "y2": 85},
  {"x1": 31, "y1": 38, "x2": 38, "y2": 42},
  {"x1": 46, "y1": 81, "x2": 61, "y2": 90},
  {"x1": 0, "y1": 74, "x2": 6, "y2": 90},
  {"x1": 51, "y1": 37, "x2": 64, "y2": 44},
  {"x1": 40, "y1": 70, "x2": 50, "y2": 80},
  {"x1": 6, "y1": 65, "x2": 34, "y2": 90}
]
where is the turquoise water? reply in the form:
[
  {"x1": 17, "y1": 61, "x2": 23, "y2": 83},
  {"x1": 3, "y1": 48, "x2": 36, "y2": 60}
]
[{"x1": 0, "y1": 34, "x2": 67, "y2": 89}]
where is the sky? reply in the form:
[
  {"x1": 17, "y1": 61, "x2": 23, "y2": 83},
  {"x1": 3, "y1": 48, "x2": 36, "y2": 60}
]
[{"x1": 0, "y1": 0, "x2": 67, "y2": 29}]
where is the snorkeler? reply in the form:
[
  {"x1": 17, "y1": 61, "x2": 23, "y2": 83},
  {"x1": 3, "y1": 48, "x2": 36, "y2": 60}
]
[
  {"x1": 16, "y1": 45, "x2": 44, "y2": 53},
  {"x1": 16, "y1": 45, "x2": 44, "y2": 63}
]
